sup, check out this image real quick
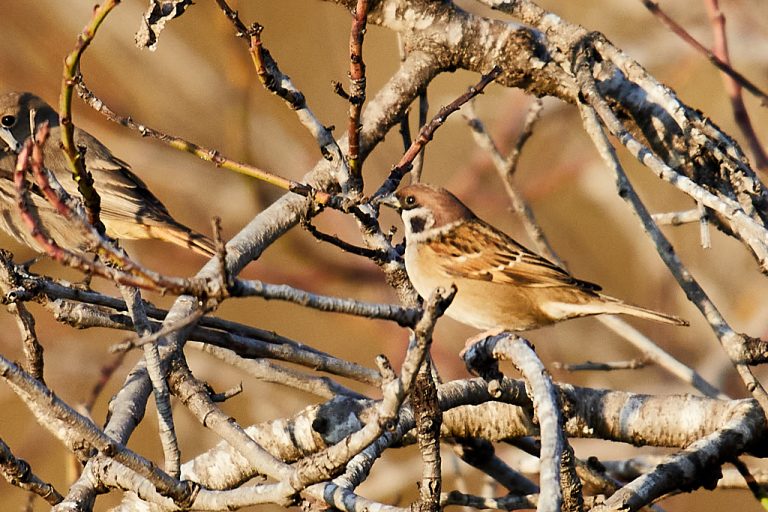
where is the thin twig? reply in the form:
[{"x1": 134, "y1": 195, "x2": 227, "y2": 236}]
[
  {"x1": 82, "y1": 352, "x2": 129, "y2": 414},
  {"x1": 74, "y1": 78, "x2": 339, "y2": 207},
  {"x1": 729, "y1": 457, "x2": 768, "y2": 505},
  {"x1": 111, "y1": 309, "x2": 206, "y2": 352},
  {"x1": 412, "y1": 90, "x2": 429, "y2": 182},
  {"x1": 230, "y1": 278, "x2": 421, "y2": 327},
  {"x1": 505, "y1": 98, "x2": 544, "y2": 177},
  {"x1": 301, "y1": 217, "x2": 389, "y2": 262},
  {"x1": 0, "y1": 437, "x2": 64, "y2": 505},
  {"x1": 214, "y1": 1, "x2": 354, "y2": 194},
  {"x1": 199, "y1": 343, "x2": 365, "y2": 400},
  {"x1": 640, "y1": 0, "x2": 768, "y2": 107},
  {"x1": 576, "y1": 94, "x2": 768, "y2": 413},
  {"x1": 553, "y1": 359, "x2": 649, "y2": 372},
  {"x1": 347, "y1": 0, "x2": 369, "y2": 184},
  {"x1": 211, "y1": 216, "x2": 231, "y2": 290},
  {"x1": 702, "y1": 0, "x2": 767, "y2": 170},
  {"x1": 371, "y1": 67, "x2": 502, "y2": 201},
  {"x1": 59, "y1": 0, "x2": 120, "y2": 234}
]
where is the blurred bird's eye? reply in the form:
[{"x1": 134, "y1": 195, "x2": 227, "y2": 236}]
[
  {"x1": 404, "y1": 195, "x2": 416, "y2": 207},
  {"x1": 0, "y1": 115, "x2": 16, "y2": 128}
]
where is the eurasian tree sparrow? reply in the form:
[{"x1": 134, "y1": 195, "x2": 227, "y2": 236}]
[
  {"x1": 381, "y1": 183, "x2": 687, "y2": 331},
  {"x1": 0, "y1": 91, "x2": 214, "y2": 256}
]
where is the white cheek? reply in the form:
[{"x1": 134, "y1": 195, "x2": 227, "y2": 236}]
[{"x1": 400, "y1": 208, "x2": 438, "y2": 245}]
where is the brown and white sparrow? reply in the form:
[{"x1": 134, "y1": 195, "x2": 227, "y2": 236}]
[
  {"x1": 0, "y1": 91, "x2": 214, "y2": 256},
  {"x1": 381, "y1": 183, "x2": 687, "y2": 331}
]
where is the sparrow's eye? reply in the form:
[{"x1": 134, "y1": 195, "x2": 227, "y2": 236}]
[
  {"x1": 0, "y1": 115, "x2": 16, "y2": 128},
  {"x1": 403, "y1": 195, "x2": 417, "y2": 208}
]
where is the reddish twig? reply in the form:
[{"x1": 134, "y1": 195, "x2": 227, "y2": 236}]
[
  {"x1": 372, "y1": 66, "x2": 502, "y2": 200},
  {"x1": 15, "y1": 128, "x2": 220, "y2": 298},
  {"x1": 641, "y1": 0, "x2": 768, "y2": 108},
  {"x1": 347, "y1": 0, "x2": 369, "y2": 184},
  {"x1": 82, "y1": 351, "x2": 129, "y2": 414},
  {"x1": 702, "y1": 0, "x2": 767, "y2": 170},
  {"x1": 730, "y1": 457, "x2": 768, "y2": 504}
]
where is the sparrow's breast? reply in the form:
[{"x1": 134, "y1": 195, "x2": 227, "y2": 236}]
[
  {"x1": 404, "y1": 240, "x2": 558, "y2": 331},
  {"x1": 404, "y1": 242, "x2": 452, "y2": 297}
]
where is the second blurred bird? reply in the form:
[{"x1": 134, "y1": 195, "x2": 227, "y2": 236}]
[{"x1": 0, "y1": 91, "x2": 214, "y2": 256}]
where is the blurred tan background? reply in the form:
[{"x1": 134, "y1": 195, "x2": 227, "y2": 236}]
[{"x1": 0, "y1": 0, "x2": 766, "y2": 509}]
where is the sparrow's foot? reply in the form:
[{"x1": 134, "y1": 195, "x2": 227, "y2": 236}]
[{"x1": 459, "y1": 327, "x2": 507, "y2": 358}]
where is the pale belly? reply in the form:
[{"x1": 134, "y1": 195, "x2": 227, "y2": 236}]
[{"x1": 404, "y1": 245, "x2": 553, "y2": 331}]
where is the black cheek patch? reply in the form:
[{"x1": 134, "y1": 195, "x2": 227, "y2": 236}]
[{"x1": 409, "y1": 216, "x2": 427, "y2": 233}]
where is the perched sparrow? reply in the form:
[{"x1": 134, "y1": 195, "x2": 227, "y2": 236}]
[
  {"x1": 381, "y1": 183, "x2": 687, "y2": 331},
  {"x1": 0, "y1": 91, "x2": 214, "y2": 256}
]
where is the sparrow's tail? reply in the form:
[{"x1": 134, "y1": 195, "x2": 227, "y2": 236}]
[
  {"x1": 146, "y1": 224, "x2": 217, "y2": 258},
  {"x1": 597, "y1": 294, "x2": 688, "y2": 326}
]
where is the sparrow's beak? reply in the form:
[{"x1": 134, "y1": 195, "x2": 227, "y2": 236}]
[
  {"x1": 376, "y1": 193, "x2": 402, "y2": 211},
  {"x1": 0, "y1": 128, "x2": 21, "y2": 153}
]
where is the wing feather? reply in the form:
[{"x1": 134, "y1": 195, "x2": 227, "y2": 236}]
[
  {"x1": 429, "y1": 220, "x2": 601, "y2": 292},
  {"x1": 45, "y1": 129, "x2": 176, "y2": 227}
]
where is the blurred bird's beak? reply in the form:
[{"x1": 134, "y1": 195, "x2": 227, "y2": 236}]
[
  {"x1": 0, "y1": 128, "x2": 21, "y2": 153},
  {"x1": 376, "y1": 193, "x2": 402, "y2": 211}
]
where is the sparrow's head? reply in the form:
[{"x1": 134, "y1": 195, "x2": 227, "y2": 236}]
[
  {"x1": 380, "y1": 183, "x2": 475, "y2": 239},
  {"x1": 0, "y1": 92, "x2": 58, "y2": 153}
]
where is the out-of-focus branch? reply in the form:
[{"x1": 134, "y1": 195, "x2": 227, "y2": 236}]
[
  {"x1": 702, "y1": 0, "x2": 768, "y2": 171},
  {"x1": 639, "y1": 0, "x2": 768, "y2": 108}
]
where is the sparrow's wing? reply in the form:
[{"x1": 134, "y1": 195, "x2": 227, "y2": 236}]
[
  {"x1": 80, "y1": 131, "x2": 176, "y2": 222},
  {"x1": 38, "y1": 129, "x2": 215, "y2": 255},
  {"x1": 43, "y1": 128, "x2": 177, "y2": 227},
  {"x1": 432, "y1": 220, "x2": 602, "y2": 291}
]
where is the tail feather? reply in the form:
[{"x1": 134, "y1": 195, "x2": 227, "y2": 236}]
[
  {"x1": 597, "y1": 294, "x2": 688, "y2": 326},
  {"x1": 148, "y1": 224, "x2": 217, "y2": 258}
]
